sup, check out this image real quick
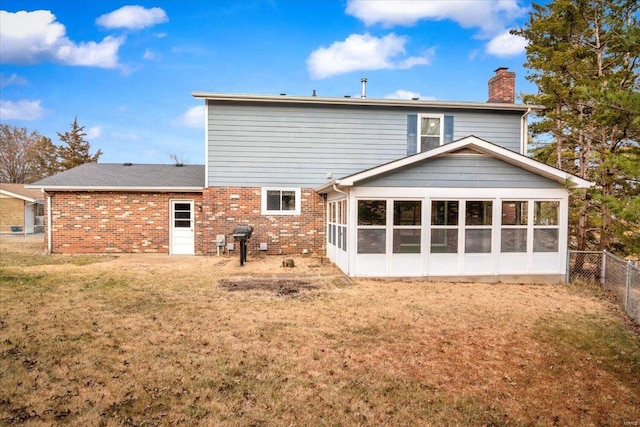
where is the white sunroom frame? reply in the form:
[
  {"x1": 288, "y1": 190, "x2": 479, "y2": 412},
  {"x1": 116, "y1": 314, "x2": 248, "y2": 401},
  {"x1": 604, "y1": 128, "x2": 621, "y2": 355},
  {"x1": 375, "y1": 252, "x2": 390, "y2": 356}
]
[{"x1": 318, "y1": 136, "x2": 593, "y2": 282}]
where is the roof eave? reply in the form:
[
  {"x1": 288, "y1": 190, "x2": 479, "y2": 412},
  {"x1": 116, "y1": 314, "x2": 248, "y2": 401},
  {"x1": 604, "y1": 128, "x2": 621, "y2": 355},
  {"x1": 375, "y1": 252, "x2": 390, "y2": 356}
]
[
  {"x1": 0, "y1": 189, "x2": 37, "y2": 203},
  {"x1": 192, "y1": 92, "x2": 542, "y2": 112},
  {"x1": 315, "y1": 180, "x2": 347, "y2": 194},
  {"x1": 330, "y1": 136, "x2": 595, "y2": 189},
  {"x1": 26, "y1": 185, "x2": 204, "y2": 193}
]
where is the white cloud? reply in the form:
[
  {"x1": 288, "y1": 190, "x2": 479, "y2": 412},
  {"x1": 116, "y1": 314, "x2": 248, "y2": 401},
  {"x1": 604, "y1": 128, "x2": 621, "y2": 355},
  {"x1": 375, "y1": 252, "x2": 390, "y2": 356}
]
[
  {"x1": 175, "y1": 105, "x2": 205, "y2": 128},
  {"x1": 96, "y1": 6, "x2": 168, "y2": 30},
  {"x1": 56, "y1": 35, "x2": 124, "y2": 68},
  {"x1": 86, "y1": 126, "x2": 102, "y2": 140},
  {"x1": 307, "y1": 33, "x2": 430, "y2": 79},
  {"x1": 0, "y1": 10, "x2": 124, "y2": 68},
  {"x1": 346, "y1": 0, "x2": 525, "y2": 36},
  {"x1": 0, "y1": 99, "x2": 43, "y2": 120},
  {"x1": 143, "y1": 49, "x2": 155, "y2": 60},
  {"x1": 0, "y1": 73, "x2": 27, "y2": 88},
  {"x1": 384, "y1": 90, "x2": 436, "y2": 101},
  {"x1": 485, "y1": 31, "x2": 528, "y2": 57}
]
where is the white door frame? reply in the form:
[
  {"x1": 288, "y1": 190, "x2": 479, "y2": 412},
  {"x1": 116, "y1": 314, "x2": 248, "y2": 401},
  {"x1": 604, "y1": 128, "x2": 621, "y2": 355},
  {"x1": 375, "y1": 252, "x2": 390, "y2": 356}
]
[{"x1": 170, "y1": 199, "x2": 195, "y2": 255}]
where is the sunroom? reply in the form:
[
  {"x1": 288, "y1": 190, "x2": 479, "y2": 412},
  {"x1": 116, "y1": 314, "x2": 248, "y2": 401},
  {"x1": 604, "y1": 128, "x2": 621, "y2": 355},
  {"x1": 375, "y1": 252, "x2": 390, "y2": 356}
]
[{"x1": 317, "y1": 136, "x2": 593, "y2": 283}]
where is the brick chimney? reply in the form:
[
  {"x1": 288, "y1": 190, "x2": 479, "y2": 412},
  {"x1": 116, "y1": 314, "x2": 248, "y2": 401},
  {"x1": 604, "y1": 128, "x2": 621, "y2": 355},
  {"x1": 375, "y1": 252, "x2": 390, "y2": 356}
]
[{"x1": 488, "y1": 67, "x2": 516, "y2": 103}]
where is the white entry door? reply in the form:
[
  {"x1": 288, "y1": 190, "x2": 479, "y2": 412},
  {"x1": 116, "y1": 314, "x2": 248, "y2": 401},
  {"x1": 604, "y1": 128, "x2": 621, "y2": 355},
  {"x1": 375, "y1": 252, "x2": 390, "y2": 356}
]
[{"x1": 170, "y1": 200, "x2": 194, "y2": 255}]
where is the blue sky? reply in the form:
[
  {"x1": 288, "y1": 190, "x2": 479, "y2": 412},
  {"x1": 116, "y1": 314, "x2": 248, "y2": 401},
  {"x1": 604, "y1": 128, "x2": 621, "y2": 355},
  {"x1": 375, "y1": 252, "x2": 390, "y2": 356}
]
[{"x1": 1, "y1": 0, "x2": 538, "y2": 165}]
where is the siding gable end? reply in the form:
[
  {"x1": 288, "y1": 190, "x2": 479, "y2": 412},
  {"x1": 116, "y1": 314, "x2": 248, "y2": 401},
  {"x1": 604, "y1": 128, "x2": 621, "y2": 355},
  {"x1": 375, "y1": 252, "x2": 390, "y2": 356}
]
[{"x1": 358, "y1": 154, "x2": 564, "y2": 189}]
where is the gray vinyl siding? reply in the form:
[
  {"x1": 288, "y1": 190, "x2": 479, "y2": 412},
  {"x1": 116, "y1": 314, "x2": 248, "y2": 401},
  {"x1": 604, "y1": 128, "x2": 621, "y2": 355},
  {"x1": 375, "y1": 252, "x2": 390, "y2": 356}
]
[
  {"x1": 207, "y1": 102, "x2": 524, "y2": 187},
  {"x1": 452, "y1": 111, "x2": 521, "y2": 151},
  {"x1": 359, "y1": 155, "x2": 563, "y2": 189},
  {"x1": 208, "y1": 103, "x2": 407, "y2": 187}
]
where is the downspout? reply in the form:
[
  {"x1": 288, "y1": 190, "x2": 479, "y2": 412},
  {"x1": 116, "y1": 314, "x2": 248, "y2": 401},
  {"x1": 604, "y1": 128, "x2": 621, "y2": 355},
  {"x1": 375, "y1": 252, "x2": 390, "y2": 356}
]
[
  {"x1": 332, "y1": 183, "x2": 347, "y2": 196},
  {"x1": 521, "y1": 108, "x2": 532, "y2": 156},
  {"x1": 46, "y1": 192, "x2": 52, "y2": 254}
]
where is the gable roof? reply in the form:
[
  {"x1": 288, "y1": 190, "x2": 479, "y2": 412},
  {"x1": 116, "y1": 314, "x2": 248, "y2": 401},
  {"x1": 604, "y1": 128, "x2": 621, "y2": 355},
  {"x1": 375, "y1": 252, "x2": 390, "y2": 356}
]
[
  {"x1": 0, "y1": 183, "x2": 43, "y2": 203},
  {"x1": 316, "y1": 136, "x2": 594, "y2": 192},
  {"x1": 27, "y1": 163, "x2": 205, "y2": 192},
  {"x1": 193, "y1": 92, "x2": 541, "y2": 113}
]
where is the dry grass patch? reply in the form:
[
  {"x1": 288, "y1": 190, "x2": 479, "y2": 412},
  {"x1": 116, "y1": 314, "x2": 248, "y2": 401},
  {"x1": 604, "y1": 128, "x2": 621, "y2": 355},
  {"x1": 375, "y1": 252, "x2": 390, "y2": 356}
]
[{"x1": 1, "y1": 246, "x2": 639, "y2": 426}]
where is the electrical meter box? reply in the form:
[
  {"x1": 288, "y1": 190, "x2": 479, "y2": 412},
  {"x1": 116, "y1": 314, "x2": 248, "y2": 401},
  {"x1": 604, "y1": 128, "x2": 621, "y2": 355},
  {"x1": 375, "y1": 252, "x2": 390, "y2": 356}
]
[{"x1": 216, "y1": 234, "x2": 226, "y2": 247}]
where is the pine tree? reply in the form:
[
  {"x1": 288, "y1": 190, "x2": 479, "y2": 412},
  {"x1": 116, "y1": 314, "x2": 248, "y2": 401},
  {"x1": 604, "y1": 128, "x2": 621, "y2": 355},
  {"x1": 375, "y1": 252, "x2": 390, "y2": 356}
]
[
  {"x1": 28, "y1": 136, "x2": 60, "y2": 182},
  {"x1": 57, "y1": 118, "x2": 102, "y2": 171},
  {"x1": 515, "y1": 0, "x2": 640, "y2": 255}
]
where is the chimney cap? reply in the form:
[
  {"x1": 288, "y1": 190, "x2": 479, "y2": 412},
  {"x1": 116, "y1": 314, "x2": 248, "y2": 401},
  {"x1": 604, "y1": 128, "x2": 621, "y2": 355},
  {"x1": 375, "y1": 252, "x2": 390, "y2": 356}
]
[{"x1": 494, "y1": 66, "x2": 510, "y2": 73}]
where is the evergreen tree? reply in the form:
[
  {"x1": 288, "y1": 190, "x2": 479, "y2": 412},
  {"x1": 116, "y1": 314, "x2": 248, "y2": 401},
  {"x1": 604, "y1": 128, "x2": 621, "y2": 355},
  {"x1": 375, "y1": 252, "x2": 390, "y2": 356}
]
[
  {"x1": 57, "y1": 118, "x2": 102, "y2": 171},
  {"x1": 515, "y1": 0, "x2": 640, "y2": 255},
  {"x1": 28, "y1": 136, "x2": 60, "y2": 182}
]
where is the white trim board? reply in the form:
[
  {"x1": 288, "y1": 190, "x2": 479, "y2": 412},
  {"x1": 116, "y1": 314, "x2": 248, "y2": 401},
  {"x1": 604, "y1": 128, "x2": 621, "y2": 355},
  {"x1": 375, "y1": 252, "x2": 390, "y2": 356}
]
[{"x1": 316, "y1": 136, "x2": 593, "y2": 192}]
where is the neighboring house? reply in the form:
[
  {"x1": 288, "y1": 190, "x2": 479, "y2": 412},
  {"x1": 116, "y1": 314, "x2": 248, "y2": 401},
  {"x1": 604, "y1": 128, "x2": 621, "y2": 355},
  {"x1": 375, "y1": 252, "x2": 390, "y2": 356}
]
[
  {"x1": 29, "y1": 68, "x2": 593, "y2": 282},
  {"x1": 0, "y1": 183, "x2": 44, "y2": 234}
]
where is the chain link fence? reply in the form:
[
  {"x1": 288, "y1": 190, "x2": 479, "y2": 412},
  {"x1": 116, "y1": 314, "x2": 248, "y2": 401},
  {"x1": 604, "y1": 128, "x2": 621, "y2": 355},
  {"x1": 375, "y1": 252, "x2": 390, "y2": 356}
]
[{"x1": 568, "y1": 250, "x2": 640, "y2": 324}]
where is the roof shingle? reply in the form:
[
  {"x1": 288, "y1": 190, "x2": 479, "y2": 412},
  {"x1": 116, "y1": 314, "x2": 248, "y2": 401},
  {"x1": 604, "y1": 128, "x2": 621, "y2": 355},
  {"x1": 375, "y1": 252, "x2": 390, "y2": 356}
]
[{"x1": 28, "y1": 163, "x2": 205, "y2": 190}]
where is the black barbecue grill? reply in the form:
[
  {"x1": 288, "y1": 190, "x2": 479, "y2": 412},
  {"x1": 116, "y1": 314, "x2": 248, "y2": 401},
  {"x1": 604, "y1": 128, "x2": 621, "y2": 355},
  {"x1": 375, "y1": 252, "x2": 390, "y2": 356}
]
[{"x1": 232, "y1": 225, "x2": 254, "y2": 265}]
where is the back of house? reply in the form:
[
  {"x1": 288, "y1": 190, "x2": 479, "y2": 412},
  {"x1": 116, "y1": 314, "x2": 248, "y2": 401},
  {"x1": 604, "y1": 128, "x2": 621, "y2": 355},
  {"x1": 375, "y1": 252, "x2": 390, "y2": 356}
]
[
  {"x1": 30, "y1": 68, "x2": 591, "y2": 282},
  {"x1": 194, "y1": 68, "x2": 590, "y2": 281}
]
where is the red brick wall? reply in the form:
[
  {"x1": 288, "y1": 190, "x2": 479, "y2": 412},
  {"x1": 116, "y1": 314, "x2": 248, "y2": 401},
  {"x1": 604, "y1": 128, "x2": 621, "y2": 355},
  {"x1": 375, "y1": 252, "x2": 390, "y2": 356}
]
[
  {"x1": 46, "y1": 191, "x2": 203, "y2": 254},
  {"x1": 201, "y1": 187, "x2": 326, "y2": 256},
  {"x1": 45, "y1": 188, "x2": 326, "y2": 255}
]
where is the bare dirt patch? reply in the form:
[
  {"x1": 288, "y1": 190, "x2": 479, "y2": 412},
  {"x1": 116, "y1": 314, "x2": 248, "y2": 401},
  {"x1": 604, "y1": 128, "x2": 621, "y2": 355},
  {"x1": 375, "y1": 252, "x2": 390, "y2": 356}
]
[{"x1": 219, "y1": 278, "x2": 320, "y2": 297}]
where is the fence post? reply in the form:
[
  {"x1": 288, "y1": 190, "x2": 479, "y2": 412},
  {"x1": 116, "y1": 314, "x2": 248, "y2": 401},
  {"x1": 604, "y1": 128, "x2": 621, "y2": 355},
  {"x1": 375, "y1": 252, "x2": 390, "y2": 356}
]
[
  {"x1": 566, "y1": 249, "x2": 571, "y2": 283},
  {"x1": 625, "y1": 260, "x2": 632, "y2": 314},
  {"x1": 601, "y1": 250, "x2": 607, "y2": 286}
]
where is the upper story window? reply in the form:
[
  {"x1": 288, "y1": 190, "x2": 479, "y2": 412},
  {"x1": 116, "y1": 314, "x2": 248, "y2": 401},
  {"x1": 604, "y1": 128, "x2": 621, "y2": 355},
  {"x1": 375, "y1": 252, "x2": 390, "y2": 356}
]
[
  {"x1": 261, "y1": 187, "x2": 301, "y2": 215},
  {"x1": 419, "y1": 115, "x2": 444, "y2": 152}
]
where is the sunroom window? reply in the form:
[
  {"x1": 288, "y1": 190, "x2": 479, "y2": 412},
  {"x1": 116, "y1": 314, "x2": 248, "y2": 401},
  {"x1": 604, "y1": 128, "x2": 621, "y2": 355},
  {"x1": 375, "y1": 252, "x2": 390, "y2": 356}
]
[
  {"x1": 431, "y1": 200, "x2": 458, "y2": 253},
  {"x1": 328, "y1": 200, "x2": 347, "y2": 251},
  {"x1": 533, "y1": 201, "x2": 559, "y2": 252},
  {"x1": 393, "y1": 201, "x2": 421, "y2": 253},
  {"x1": 465, "y1": 201, "x2": 492, "y2": 253},
  {"x1": 357, "y1": 200, "x2": 386, "y2": 254},
  {"x1": 501, "y1": 201, "x2": 528, "y2": 252}
]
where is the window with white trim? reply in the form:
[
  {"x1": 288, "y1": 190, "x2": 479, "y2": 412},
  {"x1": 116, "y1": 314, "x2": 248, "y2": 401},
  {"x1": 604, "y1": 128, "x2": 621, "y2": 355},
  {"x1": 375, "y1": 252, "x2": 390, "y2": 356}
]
[
  {"x1": 501, "y1": 201, "x2": 528, "y2": 252},
  {"x1": 261, "y1": 188, "x2": 301, "y2": 215},
  {"x1": 328, "y1": 199, "x2": 347, "y2": 251},
  {"x1": 465, "y1": 201, "x2": 493, "y2": 253},
  {"x1": 430, "y1": 200, "x2": 458, "y2": 253},
  {"x1": 533, "y1": 201, "x2": 559, "y2": 252},
  {"x1": 418, "y1": 114, "x2": 444, "y2": 152},
  {"x1": 393, "y1": 201, "x2": 421, "y2": 253},
  {"x1": 357, "y1": 200, "x2": 386, "y2": 254}
]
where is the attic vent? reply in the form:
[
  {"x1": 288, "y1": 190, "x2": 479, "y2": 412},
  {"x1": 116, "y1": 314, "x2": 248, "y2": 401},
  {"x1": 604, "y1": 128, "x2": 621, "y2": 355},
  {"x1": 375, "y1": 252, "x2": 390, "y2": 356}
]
[{"x1": 123, "y1": 162, "x2": 133, "y2": 166}]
